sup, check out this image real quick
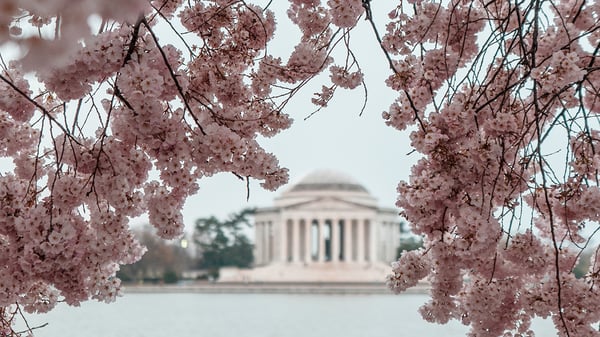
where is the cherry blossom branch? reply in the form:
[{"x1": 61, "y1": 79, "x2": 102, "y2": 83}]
[
  {"x1": 140, "y1": 18, "x2": 206, "y2": 136},
  {"x1": 0, "y1": 73, "x2": 80, "y2": 145}
]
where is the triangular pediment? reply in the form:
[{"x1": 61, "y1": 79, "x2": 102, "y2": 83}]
[{"x1": 283, "y1": 196, "x2": 377, "y2": 212}]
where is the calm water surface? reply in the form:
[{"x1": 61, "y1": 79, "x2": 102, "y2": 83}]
[{"x1": 23, "y1": 293, "x2": 555, "y2": 337}]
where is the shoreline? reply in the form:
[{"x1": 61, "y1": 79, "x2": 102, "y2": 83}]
[{"x1": 123, "y1": 281, "x2": 431, "y2": 295}]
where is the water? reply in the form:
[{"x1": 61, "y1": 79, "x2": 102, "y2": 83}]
[{"x1": 20, "y1": 293, "x2": 555, "y2": 337}]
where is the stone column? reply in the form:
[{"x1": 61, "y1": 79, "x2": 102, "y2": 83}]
[
  {"x1": 268, "y1": 222, "x2": 273, "y2": 262},
  {"x1": 394, "y1": 222, "x2": 400, "y2": 259},
  {"x1": 318, "y1": 219, "x2": 325, "y2": 263},
  {"x1": 389, "y1": 223, "x2": 396, "y2": 261},
  {"x1": 368, "y1": 220, "x2": 376, "y2": 263},
  {"x1": 292, "y1": 218, "x2": 300, "y2": 263},
  {"x1": 280, "y1": 220, "x2": 287, "y2": 263},
  {"x1": 392, "y1": 222, "x2": 400, "y2": 260},
  {"x1": 304, "y1": 220, "x2": 312, "y2": 262},
  {"x1": 262, "y1": 222, "x2": 268, "y2": 264},
  {"x1": 264, "y1": 221, "x2": 275, "y2": 263},
  {"x1": 384, "y1": 222, "x2": 391, "y2": 261},
  {"x1": 385, "y1": 222, "x2": 400, "y2": 262},
  {"x1": 259, "y1": 222, "x2": 264, "y2": 264},
  {"x1": 331, "y1": 219, "x2": 340, "y2": 262},
  {"x1": 343, "y1": 220, "x2": 352, "y2": 262},
  {"x1": 357, "y1": 219, "x2": 365, "y2": 262},
  {"x1": 264, "y1": 222, "x2": 270, "y2": 264},
  {"x1": 255, "y1": 222, "x2": 262, "y2": 265}
]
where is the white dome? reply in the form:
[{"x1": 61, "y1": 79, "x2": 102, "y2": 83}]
[{"x1": 286, "y1": 169, "x2": 369, "y2": 194}]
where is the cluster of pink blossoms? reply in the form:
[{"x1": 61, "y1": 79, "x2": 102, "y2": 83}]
[
  {"x1": 381, "y1": 0, "x2": 600, "y2": 336},
  {"x1": 327, "y1": 0, "x2": 363, "y2": 28},
  {"x1": 1, "y1": 0, "x2": 147, "y2": 70},
  {"x1": 6, "y1": 0, "x2": 600, "y2": 337},
  {"x1": 329, "y1": 65, "x2": 363, "y2": 89},
  {"x1": 0, "y1": 0, "x2": 371, "y2": 335}
]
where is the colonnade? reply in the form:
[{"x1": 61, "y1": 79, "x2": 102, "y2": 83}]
[
  {"x1": 255, "y1": 218, "x2": 377, "y2": 265},
  {"x1": 255, "y1": 221, "x2": 274, "y2": 265},
  {"x1": 380, "y1": 221, "x2": 401, "y2": 262}
]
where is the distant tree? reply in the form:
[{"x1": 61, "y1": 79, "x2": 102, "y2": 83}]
[
  {"x1": 193, "y1": 208, "x2": 255, "y2": 279},
  {"x1": 117, "y1": 226, "x2": 191, "y2": 284},
  {"x1": 396, "y1": 236, "x2": 424, "y2": 259},
  {"x1": 162, "y1": 270, "x2": 179, "y2": 284}
]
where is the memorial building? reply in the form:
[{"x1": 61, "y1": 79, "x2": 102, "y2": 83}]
[{"x1": 220, "y1": 169, "x2": 402, "y2": 283}]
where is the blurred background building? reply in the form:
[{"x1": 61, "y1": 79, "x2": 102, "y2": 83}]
[{"x1": 220, "y1": 169, "x2": 402, "y2": 282}]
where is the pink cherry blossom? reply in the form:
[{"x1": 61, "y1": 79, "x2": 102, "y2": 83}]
[
  {"x1": 1, "y1": 1, "x2": 600, "y2": 337},
  {"x1": 384, "y1": 0, "x2": 600, "y2": 335}
]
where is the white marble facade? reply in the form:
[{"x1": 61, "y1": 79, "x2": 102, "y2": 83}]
[{"x1": 253, "y1": 169, "x2": 401, "y2": 267}]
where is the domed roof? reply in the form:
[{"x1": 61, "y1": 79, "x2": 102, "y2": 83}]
[
  {"x1": 272, "y1": 169, "x2": 377, "y2": 209},
  {"x1": 288, "y1": 169, "x2": 369, "y2": 193}
]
